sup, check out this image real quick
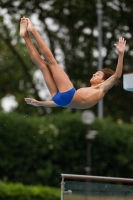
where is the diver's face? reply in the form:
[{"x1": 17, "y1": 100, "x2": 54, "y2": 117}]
[{"x1": 90, "y1": 71, "x2": 104, "y2": 85}]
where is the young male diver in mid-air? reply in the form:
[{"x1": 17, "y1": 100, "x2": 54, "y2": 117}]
[{"x1": 19, "y1": 17, "x2": 126, "y2": 109}]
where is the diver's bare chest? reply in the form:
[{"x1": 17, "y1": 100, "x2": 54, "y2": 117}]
[
  {"x1": 77, "y1": 86, "x2": 103, "y2": 97},
  {"x1": 68, "y1": 87, "x2": 104, "y2": 109}
]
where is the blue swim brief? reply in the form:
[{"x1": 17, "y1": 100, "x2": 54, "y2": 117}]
[{"x1": 52, "y1": 87, "x2": 76, "y2": 107}]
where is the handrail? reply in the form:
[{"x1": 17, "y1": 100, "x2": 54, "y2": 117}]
[{"x1": 61, "y1": 174, "x2": 133, "y2": 183}]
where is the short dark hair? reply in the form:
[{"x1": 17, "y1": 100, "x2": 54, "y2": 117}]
[{"x1": 101, "y1": 68, "x2": 115, "y2": 80}]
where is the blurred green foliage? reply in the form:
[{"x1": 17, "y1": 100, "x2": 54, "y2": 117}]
[
  {"x1": 0, "y1": 180, "x2": 60, "y2": 200},
  {"x1": 0, "y1": 111, "x2": 133, "y2": 187}
]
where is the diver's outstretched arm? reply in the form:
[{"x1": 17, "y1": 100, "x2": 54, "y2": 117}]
[
  {"x1": 24, "y1": 98, "x2": 59, "y2": 107},
  {"x1": 102, "y1": 37, "x2": 126, "y2": 93}
]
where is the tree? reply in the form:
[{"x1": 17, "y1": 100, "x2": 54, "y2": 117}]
[{"x1": 0, "y1": 0, "x2": 133, "y2": 121}]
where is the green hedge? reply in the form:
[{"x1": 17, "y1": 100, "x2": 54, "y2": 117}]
[
  {"x1": 0, "y1": 111, "x2": 133, "y2": 186},
  {"x1": 91, "y1": 118, "x2": 133, "y2": 178},
  {"x1": 0, "y1": 181, "x2": 60, "y2": 200},
  {"x1": 0, "y1": 111, "x2": 86, "y2": 186}
]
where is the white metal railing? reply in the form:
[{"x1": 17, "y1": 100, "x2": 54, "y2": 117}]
[{"x1": 61, "y1": 174, "x2": 133, "y2": 200}]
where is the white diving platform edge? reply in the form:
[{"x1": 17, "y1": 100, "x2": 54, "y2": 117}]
[{"x1": 123, "y1": 73, "x2": 133, "y2": 92}]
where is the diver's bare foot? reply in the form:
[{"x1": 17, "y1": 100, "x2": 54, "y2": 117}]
[
  {"x1": 19, "y1": 17, "x2": 28, "y2": 37},
  {"x1": 27, "y1": 18, "x2": 34, "y2": 32}
]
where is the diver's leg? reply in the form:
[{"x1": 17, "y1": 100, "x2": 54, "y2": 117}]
[
  {"x1": 26, "y1": 17, "x2": 74, "y2": 92},
  {"x1": 20, "y1": 18, "x2": 58, "y2": 96}
]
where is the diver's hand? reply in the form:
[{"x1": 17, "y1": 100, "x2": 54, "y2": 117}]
[
  {"x1": 24, "y1": 98, "x2": 40, "y2": 107},
  {"x1": 114, "y1": 37, "x2": 126, "y2": 55}
]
